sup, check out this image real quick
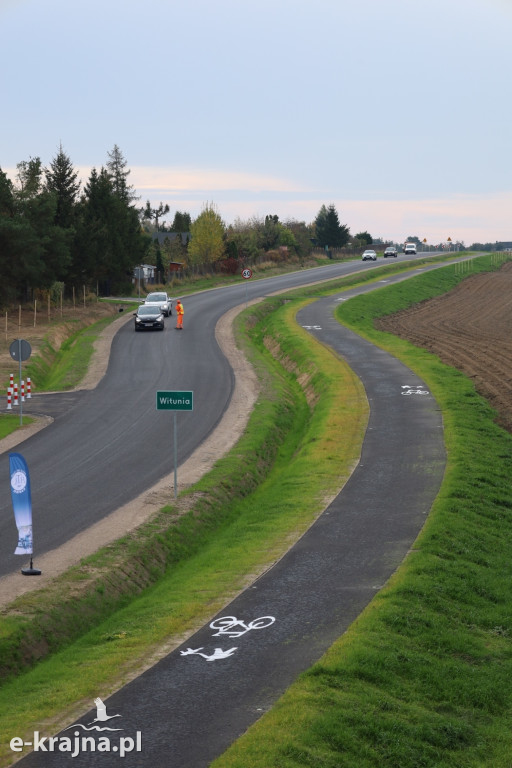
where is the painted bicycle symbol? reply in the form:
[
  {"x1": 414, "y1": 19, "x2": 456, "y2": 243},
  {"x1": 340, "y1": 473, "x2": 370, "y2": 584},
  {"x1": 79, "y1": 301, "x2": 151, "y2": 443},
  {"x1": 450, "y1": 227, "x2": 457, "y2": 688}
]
[
  {"x1": 209, "y1": 615, "x2": 275, "y2": 638},
  {"x1": 401, "y1": 385, "x2": 429, "y2": 396}
]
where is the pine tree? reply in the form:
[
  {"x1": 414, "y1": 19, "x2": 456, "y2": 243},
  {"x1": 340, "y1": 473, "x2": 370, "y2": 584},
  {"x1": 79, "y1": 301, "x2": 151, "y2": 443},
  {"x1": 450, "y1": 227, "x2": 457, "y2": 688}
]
[
  {"x1": 106, "y1": 144, "x2": 136, "y2": 203},
  {"x1": 45, "y1": 143, "x2": 80, "y2": 228},
  {"x1": 314, "y1": 203, "x2": 350, "y2": 248},
  {"x1": 74, "y1": 166, "x2": 149, "y2": 293}
]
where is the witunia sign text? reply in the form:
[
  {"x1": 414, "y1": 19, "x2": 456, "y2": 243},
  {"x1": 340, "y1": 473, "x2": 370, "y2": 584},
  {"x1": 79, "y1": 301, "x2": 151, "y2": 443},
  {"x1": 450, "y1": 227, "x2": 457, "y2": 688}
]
[{"x1": 156, "y1": 391, "x2": 193, "y2": 411}]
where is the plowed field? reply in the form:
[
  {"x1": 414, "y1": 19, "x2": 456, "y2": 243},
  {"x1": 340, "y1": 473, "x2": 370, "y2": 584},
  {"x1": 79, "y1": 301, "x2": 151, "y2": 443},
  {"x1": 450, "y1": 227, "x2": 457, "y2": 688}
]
[{"x1": 377, "y1": 261, "x2": 512, "y2": 434}]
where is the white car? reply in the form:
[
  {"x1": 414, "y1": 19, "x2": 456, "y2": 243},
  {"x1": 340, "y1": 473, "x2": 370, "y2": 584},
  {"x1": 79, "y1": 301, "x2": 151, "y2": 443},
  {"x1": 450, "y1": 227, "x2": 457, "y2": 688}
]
[
  {"x1": 143, "y1": 292, "x2": 173, "y2": 317},
  {"x1": 403, "y1": 243, "x2": 417, "y2": 255},
  {"x1": 362, "y1": 250, "x2": 377, "y2": 261}
]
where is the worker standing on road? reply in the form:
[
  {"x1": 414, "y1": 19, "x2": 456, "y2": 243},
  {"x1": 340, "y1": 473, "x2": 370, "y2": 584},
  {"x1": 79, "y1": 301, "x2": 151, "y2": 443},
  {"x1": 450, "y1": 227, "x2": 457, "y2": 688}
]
[{"x1": 175, "y1": 299, "x2": 184, "y2": 330}]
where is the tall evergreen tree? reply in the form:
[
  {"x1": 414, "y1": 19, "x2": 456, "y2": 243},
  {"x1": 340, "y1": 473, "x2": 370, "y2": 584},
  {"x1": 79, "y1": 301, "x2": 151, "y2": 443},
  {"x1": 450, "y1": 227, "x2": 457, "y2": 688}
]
[
  {"x1": 74, "y1": 165, "x2": 149, "y2": 293},
  {"x1": 314, "y1": 203, "x2": 350, "y2": 248},
  {"x1": 12, "y1": 157, "x2": 71, "y2": 290},
  {"x1": 106, "y1": 144, "x2": 136, "y2": 203},
  {"x1": 0, "y1": 167, "x2": 39, "y2": 305},
  {"x1": 45, "y1": 143, "x2": 80, "y2": 228}
]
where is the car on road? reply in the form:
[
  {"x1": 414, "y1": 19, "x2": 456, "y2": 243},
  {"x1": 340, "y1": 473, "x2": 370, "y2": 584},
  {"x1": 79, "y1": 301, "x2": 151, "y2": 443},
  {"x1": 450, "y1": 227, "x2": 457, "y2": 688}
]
[
  {"x1": 362, "y1": 249, "x2": 377, "y2": 261},
  {"x1": 384, "y1": 246, "x2": 398, "y2": 258},
  {"x1": 144, "y1": 292, "x2": 173, "y2": 316},
  {"x1": 134, "y1": 304, "x2": 165, "y2": 331},
  {"x1": 403, "y1": 243, "x2": 417, "y2": 255}
]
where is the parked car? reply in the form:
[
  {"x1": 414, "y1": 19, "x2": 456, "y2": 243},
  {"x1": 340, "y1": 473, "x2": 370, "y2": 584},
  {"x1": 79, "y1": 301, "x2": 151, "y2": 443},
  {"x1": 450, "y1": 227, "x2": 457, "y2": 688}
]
[
  {"x1": 362, "y1": 249, "x2": 377, "y2": 261},
  {"x1": 144, "y1": 291, "x2": 172, "y2": 316},
  {"x1": 384, "y1": 247, "x2": 398, "y2": 258},
  {"x1": 134, "y1": 304, "x2": 165, "y2": 331}
]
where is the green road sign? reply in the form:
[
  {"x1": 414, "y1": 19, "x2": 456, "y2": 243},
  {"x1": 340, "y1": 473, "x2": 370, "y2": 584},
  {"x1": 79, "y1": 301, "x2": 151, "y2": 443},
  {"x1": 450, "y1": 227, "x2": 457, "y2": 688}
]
[{"x1": 156, "y1": 390, "x2": 193, "y2": 411}]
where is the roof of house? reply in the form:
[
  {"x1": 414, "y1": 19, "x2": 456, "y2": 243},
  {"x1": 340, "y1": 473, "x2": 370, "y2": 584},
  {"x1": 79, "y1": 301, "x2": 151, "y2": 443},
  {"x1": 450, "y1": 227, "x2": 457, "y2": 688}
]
[{"x1": 151, "y1": 232, "x2": 190, "y2": 246}]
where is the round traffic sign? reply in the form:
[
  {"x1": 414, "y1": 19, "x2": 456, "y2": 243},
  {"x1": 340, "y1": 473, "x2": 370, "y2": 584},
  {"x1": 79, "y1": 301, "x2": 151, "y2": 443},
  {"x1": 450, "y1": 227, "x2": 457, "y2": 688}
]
[
  {"x1": 9, "y1": 339, "x2": 32, "y2": 362},
  {"x1": 241, "y1": 268, "x2": 253, "y2": 280}
]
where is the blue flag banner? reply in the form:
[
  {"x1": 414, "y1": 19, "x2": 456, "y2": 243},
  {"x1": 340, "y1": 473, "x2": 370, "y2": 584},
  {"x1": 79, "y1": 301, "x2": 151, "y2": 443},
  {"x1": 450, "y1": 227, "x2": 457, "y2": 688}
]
[{"x1": 9, "y1": 452, "x2": 33, "y2": 555}]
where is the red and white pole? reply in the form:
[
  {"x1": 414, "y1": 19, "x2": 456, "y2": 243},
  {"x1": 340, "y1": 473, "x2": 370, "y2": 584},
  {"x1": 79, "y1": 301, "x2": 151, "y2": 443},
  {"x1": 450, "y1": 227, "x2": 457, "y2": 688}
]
[
  {"x1": 9, "y1": 373, "x2": 14, "y2": 392},
  {"x1": 7, "y1": 388, "x2": 12, "y2": 410},
  {"x1": 27, "y1": 377, "x2": 32, "y2": 398},
  {"x1": 21, "y1": 380, "x2": 25, "y2": 402},
  {"x1": 13, "y1": 382, "x2": 18, "y2": 406}
]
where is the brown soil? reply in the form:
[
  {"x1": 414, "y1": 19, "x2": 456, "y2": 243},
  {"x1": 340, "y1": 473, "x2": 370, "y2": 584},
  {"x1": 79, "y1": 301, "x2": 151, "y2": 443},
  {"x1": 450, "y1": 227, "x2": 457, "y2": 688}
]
[
  {"x1": 377, "y1": 261, "x2": 512, "y2": 434},
  {"x1": 0, "y1": 300, "x2": 121, "y2": 389}
]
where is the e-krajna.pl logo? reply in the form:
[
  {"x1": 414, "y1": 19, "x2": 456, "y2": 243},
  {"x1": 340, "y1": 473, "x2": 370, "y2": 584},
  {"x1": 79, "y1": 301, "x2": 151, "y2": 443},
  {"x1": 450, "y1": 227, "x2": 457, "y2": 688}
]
[{"x1": 10, "y1": 698, "x2": 142, "y2": 758}]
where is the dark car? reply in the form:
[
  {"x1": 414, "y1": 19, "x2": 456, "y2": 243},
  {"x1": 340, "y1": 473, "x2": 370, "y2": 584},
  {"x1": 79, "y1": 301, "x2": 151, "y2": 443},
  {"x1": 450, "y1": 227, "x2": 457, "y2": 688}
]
[
  {"x1": 384, "y1": 247, "x2": 398, "y2": 258},
  {"x1": 134, "y1": 304, "x2": 165, "y2": 331}
]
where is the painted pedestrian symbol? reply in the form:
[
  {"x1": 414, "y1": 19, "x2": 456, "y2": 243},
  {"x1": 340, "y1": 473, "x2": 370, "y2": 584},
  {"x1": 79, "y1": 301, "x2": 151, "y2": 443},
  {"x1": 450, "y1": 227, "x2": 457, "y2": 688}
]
[
  {"x1": 180, "y1": 647, "x2": 238, "y2": 662},
  {"x1": 401, "y1": 385, "x2": 429, "y2": 396},
  {"x1": 209, "y1": 615, "x2": 275, "y2": 638}
]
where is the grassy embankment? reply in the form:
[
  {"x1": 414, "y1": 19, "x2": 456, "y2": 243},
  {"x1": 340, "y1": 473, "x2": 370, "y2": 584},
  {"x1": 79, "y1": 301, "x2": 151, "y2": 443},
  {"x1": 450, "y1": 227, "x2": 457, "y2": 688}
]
[
  {"x1": 23, "y1": 314, "x2": 119, "y2": 392},
  {"x1": 211, "y1": 253, "x2": 512, "y2": 768}
]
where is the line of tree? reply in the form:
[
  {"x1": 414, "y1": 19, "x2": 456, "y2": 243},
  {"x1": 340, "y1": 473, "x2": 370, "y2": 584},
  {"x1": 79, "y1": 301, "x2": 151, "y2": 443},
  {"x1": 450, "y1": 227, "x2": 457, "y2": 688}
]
[
  {"x1": 0, "y1": 145, "x2": 148, "y2": 306},
  {"x1": 1, "y1": 143, "x2": 362, "y2": 303}
]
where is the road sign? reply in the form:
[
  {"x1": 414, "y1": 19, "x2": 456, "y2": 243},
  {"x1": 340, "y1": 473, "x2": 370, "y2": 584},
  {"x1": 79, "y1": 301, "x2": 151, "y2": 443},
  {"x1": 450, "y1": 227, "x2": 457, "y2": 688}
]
[
  {"x1": 9, "y1": 339, "x2": 32, "y2": 362},
  {"x1": 156, "y1": 391, "x2": 194, "y2": 499},
  {"x1": 156, "y1": 391, "x2": 193, "y2": 411},
  {"x1": 241, "y1": 268, "x2": 253, "y2": 279}
]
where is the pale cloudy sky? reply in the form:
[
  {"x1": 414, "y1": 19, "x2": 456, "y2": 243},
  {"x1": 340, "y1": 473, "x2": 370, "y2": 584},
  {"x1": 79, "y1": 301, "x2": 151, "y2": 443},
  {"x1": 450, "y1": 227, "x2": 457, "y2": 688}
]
[{"x1": 1, "y1": 0, "x2": 510, "y2": 245}]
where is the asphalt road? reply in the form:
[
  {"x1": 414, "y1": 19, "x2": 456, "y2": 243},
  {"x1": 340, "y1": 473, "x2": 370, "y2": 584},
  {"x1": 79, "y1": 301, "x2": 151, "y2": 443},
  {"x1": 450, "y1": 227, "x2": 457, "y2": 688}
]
[
  {"x1": 15, "y1": 258, "x2": 450, "y2": 767},
  {"x1": 0, "y1": 252, "x2": 433, "y2": 579}
]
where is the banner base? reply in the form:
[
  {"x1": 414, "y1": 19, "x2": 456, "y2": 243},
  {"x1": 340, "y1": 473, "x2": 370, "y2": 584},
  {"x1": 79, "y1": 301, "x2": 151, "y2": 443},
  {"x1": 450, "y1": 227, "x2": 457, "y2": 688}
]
[{"x1": 21, "y1": 557, "x2": 41, "y2": 576}]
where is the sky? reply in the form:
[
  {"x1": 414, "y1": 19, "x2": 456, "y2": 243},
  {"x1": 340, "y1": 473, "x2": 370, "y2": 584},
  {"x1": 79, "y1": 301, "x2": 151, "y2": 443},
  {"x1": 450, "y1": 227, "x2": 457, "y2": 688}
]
[{"x1": 1, "y1": 0, "x2": 510, "y2": 245}]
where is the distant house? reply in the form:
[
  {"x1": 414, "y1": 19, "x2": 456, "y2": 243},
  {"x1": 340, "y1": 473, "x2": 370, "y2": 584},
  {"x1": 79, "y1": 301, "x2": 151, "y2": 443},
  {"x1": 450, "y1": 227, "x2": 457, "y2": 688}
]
[{"x1": 134, "y1": 264, "x2": 156, "y2": 282}]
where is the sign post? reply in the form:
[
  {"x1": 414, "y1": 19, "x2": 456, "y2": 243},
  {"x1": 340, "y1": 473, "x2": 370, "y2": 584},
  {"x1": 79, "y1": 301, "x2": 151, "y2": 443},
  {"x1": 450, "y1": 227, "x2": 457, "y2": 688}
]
[
  {"x1": 9, "y1": 339, "x2": 32, "y2": 426},
  {"x1": 241, "y1": 267, "x2": 252, "y2": 307},
  {"x1": 156, "y1": 391, "x2": 193, "y2": 499}
]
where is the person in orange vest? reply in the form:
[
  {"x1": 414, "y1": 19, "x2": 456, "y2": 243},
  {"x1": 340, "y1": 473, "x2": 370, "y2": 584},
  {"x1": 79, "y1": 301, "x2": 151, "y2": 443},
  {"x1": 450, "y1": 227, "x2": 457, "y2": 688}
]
[{"x1": 175, "y1": 299, "x2": 184, "y2": 329}]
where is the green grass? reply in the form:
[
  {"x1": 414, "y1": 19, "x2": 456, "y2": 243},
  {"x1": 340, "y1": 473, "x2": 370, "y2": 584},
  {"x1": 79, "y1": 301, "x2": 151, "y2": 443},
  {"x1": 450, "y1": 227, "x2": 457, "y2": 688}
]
[
  {"x1": 210, "y1": 254, "x2": 512, "y2": 768},
  {"x1": 0, "y1": 296, "x2": 367, "y2": 765},
  {"x1": 0, "y1": 414, "x2": 33, "y2": 438},
  {"x1": 25, "y1": 315, "x2": 119, "y2": 392},
  {"x1": 3, "y1": 252, "x2": 510, "y2": 767}
]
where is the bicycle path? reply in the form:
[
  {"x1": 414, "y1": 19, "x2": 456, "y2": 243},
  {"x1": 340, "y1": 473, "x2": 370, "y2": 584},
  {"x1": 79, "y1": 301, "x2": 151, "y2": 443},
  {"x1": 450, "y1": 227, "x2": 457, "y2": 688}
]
[{"x1": 18, "y1": 274, "x2": 446, "y2": 767}]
